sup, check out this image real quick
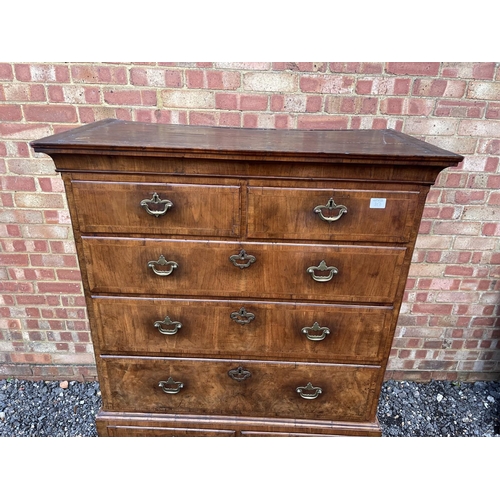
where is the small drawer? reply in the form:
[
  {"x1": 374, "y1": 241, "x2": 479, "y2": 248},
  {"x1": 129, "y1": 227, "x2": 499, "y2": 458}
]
[
  {"x1": 71, "y1": 180, "x2": 241, "y2": 237},
  {"x1": 247, "y1": 186, "x2": 420, "y2": 243},
  {"x1": 106, "y1": 426, "x2": 235, "y2": 437},
  {"x1": 100, "y1": 355, "x2": 381, "y2": 422},
  {"x1": 94, "y1": 297, "x2": 394, "y2": 363},
  {"x1": 83, "y1": 237, "x2": 407, "y2": 303}
]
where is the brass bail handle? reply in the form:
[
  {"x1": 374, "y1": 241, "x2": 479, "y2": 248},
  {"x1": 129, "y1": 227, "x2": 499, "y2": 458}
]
[
  {"x1": 148, "y1": 255, "x2": 178, "y2": 276},
  {"x1": 301, "y1": 322, "x2": 330, "y2": 341},
  {"x1": 158, "y1": 376, "x2": 184, "y2": 394},
  {"x1": 296, "y1": 382, "x2": 323, "y2": 400},
  {"x1": 314, "y1": 198, "x2": 347, "y2": 223},
  {"x1": 228, "y1": 366, "x2": 252, "y2": 382},
  {"x1": 307, "y1": 260, "x2": 338, "y2": 282},
  {"x1": 154, "y1": 316, "x2": 182, "y2": 335},
  {"x1": 140, "y1": 192, "x2": 173, "y2": 217}
]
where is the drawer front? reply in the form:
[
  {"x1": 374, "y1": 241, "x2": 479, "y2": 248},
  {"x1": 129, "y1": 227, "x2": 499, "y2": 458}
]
[
  {"x1": 84, "y1": 237, "x2": 407, "y2": 303},
  {"x1": 100, "y1": 356, "x2": 381, "y2": 422},
  {"x1": 247, "y1": 186, "x2": 420, "y2": 243},
  {"x1": 71, "y1": 180, "x2": 241, "y2": 237},
  {"x1": 107, "y1": 426, "x2": 235, "y2": 437},
  {"x1": 94, "y1": 297, "x2": 394, "y2": 363}
]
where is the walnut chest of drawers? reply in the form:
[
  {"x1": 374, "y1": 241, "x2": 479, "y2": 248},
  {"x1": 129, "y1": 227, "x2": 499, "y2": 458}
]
[{"x1": 31, "y1": 120, "x2": 463, "y2": 437}]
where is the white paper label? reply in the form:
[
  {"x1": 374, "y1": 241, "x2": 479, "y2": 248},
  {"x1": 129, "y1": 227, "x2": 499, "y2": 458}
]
[{"x1": 370, "y1": 198, "x2": 387, "y2": 209}]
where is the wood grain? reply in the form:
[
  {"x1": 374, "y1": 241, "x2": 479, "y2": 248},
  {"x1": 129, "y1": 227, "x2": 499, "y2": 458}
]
[
  {"x1": 93, "y1": 296, "x2": 394, "y2": 363},
  {"x1": 100, "y1": 355, "x2": 381, "y2": 422},
  {"x1": 83, "y1": 237, "x2": 407, "y2": 303},
  {"x1": 29, "y1": 120, "x2": 463, "y2": 437}
]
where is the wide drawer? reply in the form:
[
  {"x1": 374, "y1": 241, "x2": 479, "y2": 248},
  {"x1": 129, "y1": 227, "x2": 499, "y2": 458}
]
[
  {"x1": 99, "y1": 356, "x2": 381, "y2": 422},
  {"x1": 247, "y1": 186, "x2": 420, "y2": 243},
  {"x1": 94, "y1": 297, "x2": 394, "y2": 363},
  {"x1": 83, "y1": 237, "x2": 407, "y2": 303},
  {"x1": 106, "y1": 426, "x2": 236, "y2": 437},
  {"x1": 71, "y1": 180, "x2": 241, "y2": 237}
]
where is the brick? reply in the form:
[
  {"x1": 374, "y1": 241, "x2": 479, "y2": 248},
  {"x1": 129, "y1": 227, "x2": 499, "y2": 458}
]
[
  {"x1": 380, "y1": 98, "x2": 403, "y2": 114},
  {"x1": 214, "y1": 62, "x2": 271, "y2": 70},
  {"x1": 161, "y1": 89, "x2": 214, "y2": 108},
  {"x1": 334, "y1": 62, "x2": 383, "y2": 74},
  {"x1": 14, "y1": 192, "x2": 65, "y2": 209},
  {"x1": 0, "y1": 211, "x2": 43, "y2": 231},
  {"x1": 0, "y1": 253, "x2": 29, "y2": 266},
  {"x1": 412, "y1": 303, "x2": 453, "y2": 314},
  {"x1": 453, "y1": 236, "x2": 496, "y2": 250},
  {"x1": 23, "y1": 104, "x2": 77, "y2": 123},
  {"x1": 215, "y1": 93, "x2": 238, "y2": 110},
  {"x1": 243, "y1": 72, "x2": 296, "y2": 92},
  {"x1": 3, "y1": 83, "x2": 46, "y2": 102},
  {"x1": 441, "y1": 63, "x2": 474, "y2": 79},
  {"x1": 325, "y1": 96, "x2": 377, "y2": 114},
  {"x1": 103, "y1": 89, "x2": 156, "y2": 106},
  {"x1": 412, "y1": 79, "x2": 466, "y2": 98},
  {"x1": 435, "y1": 99, "x2": 486, "y2": 118},
  {"x1": 455, "y1": 190, "x2": 486, "y2": 204},
  {"x1": 22, "y1": 224, "x2": 69, "y2": 240},
  {"x1": 2, "y1": 176, "x2": 36, "y2": 191},
  {"x1": 189, "y1": 111, "x2": 217, "y2": 126},
  {"x1": 459, "y1": 120, "x2": 500, "y2": 137},
  {"x1": 0, "y1": 104, "x2": 23, "y2": 121},
  {"x1": 404, "y1": 117, "x2": 459, "y2": 135},
  {"x1": 242, "y1": 114, "x2": 258, "y2": 128},
  {"x1": 300, "y1": 75, "x2": 354, "y2": 94},
  {"x1": 27, "y1": 64, "x2": 70, "y2": 83},
  {"x1": 306, "y1": 95, "x2": 322, "y2": 112},
  {"x1": 467, "y1": 82, "x2": 500, "y2": 100},
  {"x1": 38, "y1": 177, "x2": 65, "y2": 193},
  {"x1": 281, "y1": 95, "x2": 307, "y2": 113},
  {"x1": 218, "y1": 112, "x2": 240, "y2": 127},
  {"x1": 274, "y1": 115, "x2": 291, "y2": 129},
  {"x1": 485, "y1": 102, "x2": 500, "y2": 119},
  {"x1": 386, "y1": 62, "x2": 440, "y2": 76},
  {"x1": 240, "y1": 95, "x2": 268, "y2": 111},
  {"x1": 37, "y1": 282, "x2": 82, "y2": 294},
  {"x1": 9, "y1": 353, "x2": 53, "y2": 364},
  {"x1": 30, "y1": 254, "x2": 77, "y2": 268},
  {"x1": 71, "y1": 65, "x2": 128, "y2": 84},
  {"x1": 433, "y1": 221, "x2": 481, "y2": 235},
  {"x1": 50, "y1": 352, "x2": 95, "y2": 364},
  {"x1": 269, "y1": 95, "x2": 283, "y2": 111},
  {"x1": 472, "y1": 63, "x2": 496, "y2": 80},
  {"x1": 419, "y1": 278, "x2": 460, "y2": 290},
  {"x1": 296, "y1": 116, "x2": 349, "y2": 129},
  {"x1": 131, "y1": 68, "x2": 182, "y2": 88},
  {"x1": 462, "y1": 206, "x2": 500, "y2": 221},
  {"x1": 0, "y1": 63, "x2": 13, "y2": 80},
  {"x1": 56, "y1": 269, "x2": 82, "y2": 281}
]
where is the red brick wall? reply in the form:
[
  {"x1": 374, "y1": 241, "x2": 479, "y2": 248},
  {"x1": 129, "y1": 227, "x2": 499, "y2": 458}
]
[{"x1": 1, "y1": 62, "x2": 499, "y2": 382}]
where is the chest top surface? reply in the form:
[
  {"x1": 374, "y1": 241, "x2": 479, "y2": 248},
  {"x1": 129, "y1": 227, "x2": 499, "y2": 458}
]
[{"x1": 31, "y1": 119, "x2": 463, "y2": 167}]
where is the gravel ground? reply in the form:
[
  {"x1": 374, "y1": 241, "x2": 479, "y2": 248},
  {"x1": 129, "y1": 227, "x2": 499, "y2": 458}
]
[{"x1": 0, "y1": 378, "x2": 498, "y2": 437}]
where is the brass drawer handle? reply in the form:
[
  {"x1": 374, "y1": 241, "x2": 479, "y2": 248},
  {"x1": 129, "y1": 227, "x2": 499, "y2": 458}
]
[
  {"x1": 140, "y1": 192, "x2": 173, "y2": 217},
  {"x1": 154, "y1": 316, "x2": 182, "y2": 335},
  {"x1": 230, "y1": 307, "x2": 255, "y2": 325},
  {"x1": 228, "y1": 366, "x2": 251, "y2": 382},
  {"x1": 296, "y1": 382, "x2": 323, "y2": 400},
  {"x1": 148, "y1": 255, "x2": 178, "y2": 276},
  {"x1": 314, "y1": 198, "x2": 347, "y2": 223},
  {"x1": 229, "y1": 249, "x2": 256, "y2": 269},
  {"x1": 307, "y1": 260, "x2": 338, "y2": 282},
  {"x1": 301, "y1": 322, "x2": 330, "y2": 341},
  {"x1": 158, "y1": 376, "x2": 184, "y2": 394}
]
